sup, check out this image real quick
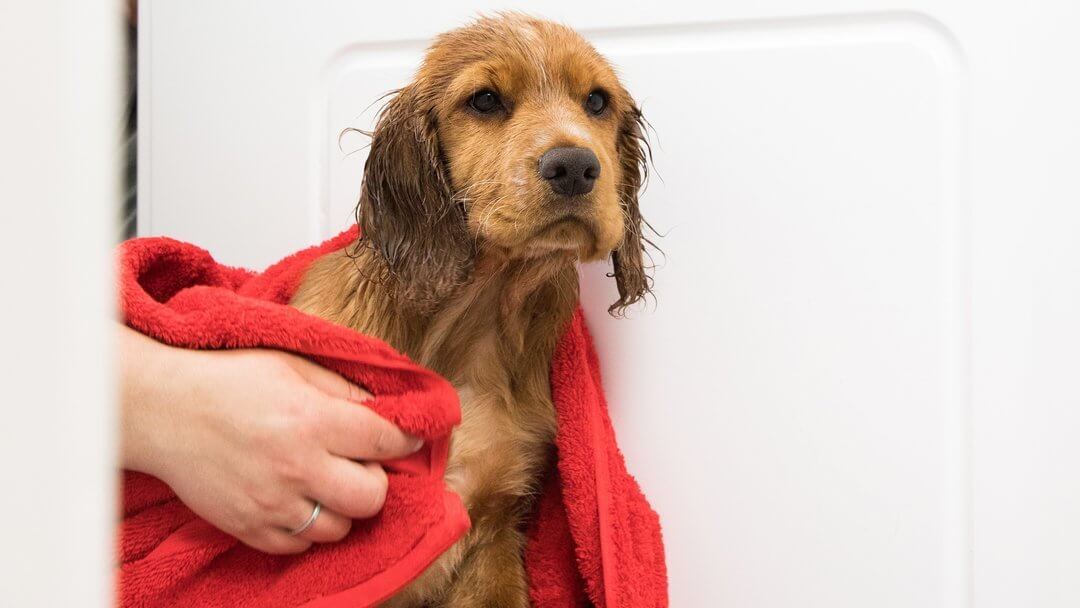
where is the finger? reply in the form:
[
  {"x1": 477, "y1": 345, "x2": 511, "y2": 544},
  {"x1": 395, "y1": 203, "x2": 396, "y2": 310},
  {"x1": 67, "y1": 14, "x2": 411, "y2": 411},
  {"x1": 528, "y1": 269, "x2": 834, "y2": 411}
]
[
  {"x1": 290, "y1": 356, "x2": 372, "y2": 404},
  {"x1": 305, "y1": 459, "x2": 389, "y2": 520},
  {"x1": 241, "y1": 528, "x2": 313, "y2": 555},
  {"x1": 278, "y1": 500, "x2": 352, "y2": 544},
  {"x1": 317, "y1": 399, "x2": 423, "y2": 460}
]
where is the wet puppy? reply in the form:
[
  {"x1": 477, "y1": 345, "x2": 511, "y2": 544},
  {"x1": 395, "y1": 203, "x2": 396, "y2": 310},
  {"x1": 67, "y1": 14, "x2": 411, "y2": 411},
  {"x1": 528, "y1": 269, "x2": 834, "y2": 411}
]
[{"x1": 292, "y1": 13, "x2": 651, "y2": 607}]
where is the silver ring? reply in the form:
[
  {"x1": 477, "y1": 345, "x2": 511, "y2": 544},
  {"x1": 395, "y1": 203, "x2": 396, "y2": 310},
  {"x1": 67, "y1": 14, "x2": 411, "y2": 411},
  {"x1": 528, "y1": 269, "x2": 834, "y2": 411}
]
[{"x1": 288, "y1": 501, "x2": 321, "y2": 536}]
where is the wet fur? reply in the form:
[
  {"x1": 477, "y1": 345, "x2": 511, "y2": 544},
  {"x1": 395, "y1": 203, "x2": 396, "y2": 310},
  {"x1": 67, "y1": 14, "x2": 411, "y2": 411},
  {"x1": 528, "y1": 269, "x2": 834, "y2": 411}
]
[{"x1": 291, "y1": 14, "x2": 650, "y2": 607}]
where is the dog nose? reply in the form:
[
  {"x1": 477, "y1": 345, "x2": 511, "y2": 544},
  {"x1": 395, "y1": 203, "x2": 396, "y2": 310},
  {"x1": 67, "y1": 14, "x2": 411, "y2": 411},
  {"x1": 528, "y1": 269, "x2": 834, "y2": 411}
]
[{"x1": 538, "y1": 147, "x2": 600, "y2": 197}]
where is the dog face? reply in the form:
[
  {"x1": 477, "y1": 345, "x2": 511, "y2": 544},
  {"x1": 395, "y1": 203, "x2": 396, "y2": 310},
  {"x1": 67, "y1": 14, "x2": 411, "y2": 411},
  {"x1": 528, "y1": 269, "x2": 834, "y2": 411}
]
[{"x1": 358, "y1": 14, "x2": 650, "y2": 313}]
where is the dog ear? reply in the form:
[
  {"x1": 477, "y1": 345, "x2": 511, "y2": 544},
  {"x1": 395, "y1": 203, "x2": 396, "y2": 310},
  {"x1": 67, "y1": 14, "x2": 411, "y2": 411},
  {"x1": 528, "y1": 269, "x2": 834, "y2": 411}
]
[
  {"x1": 609, "y1": 103, "x2": 653, "y2": 315},
  {"x1": 356, "y1": 85, "x2": 473, "y2": 311}
]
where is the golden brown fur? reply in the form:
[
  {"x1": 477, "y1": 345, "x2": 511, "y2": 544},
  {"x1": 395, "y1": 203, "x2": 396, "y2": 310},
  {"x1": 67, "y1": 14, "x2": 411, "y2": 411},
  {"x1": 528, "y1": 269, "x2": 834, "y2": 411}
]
[{"x1": 291, "y1": 13, "x2": 651, "y2": 607}]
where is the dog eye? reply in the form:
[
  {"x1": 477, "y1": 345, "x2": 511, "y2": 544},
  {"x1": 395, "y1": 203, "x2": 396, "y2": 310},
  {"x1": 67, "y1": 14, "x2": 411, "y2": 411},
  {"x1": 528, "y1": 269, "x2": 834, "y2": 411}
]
[
  {"x1": 585, "y1": 90, "x2": 607, "y2": 115},
  {"x1": 469, "y1": 90, "x2": 502, "y2": 114}
]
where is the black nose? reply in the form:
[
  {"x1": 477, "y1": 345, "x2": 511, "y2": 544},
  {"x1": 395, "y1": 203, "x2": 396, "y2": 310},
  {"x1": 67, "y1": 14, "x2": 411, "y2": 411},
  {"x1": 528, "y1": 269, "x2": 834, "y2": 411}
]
[{"x1": 538, "y1": 147, "x2": 600, "y2": 197}]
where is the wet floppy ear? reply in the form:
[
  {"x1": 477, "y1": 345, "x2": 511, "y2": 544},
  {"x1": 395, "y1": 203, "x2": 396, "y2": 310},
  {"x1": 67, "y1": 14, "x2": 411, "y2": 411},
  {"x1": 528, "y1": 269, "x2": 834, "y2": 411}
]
[
  {"x1": 609, "y1": 103, "x2": 653, "y2": 316},
  {"x1": 356, "y1": 85, "x2": 473, "y2": 311}
]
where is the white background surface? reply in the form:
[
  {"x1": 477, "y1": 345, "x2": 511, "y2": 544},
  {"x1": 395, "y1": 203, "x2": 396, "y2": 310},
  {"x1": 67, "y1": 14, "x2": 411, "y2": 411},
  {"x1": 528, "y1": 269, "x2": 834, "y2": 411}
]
[
  {"x1": 141, "y1": 2, "x2": 1080, "y2": 606},
  {"x1": 0, "y1": 1, "x2": 119, "y2": 606}
]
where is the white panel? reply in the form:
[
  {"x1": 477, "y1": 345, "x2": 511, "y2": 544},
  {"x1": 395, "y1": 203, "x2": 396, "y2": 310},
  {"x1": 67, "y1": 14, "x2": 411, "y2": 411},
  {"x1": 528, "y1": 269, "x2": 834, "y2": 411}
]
[
  {"x1": 0, "y1": 0, "x2": 118, "y2": 606},
  {"x1": 581, "y1": 16, "x2": 967, "y2": 607},
  {"x1": 312, "y1": 15, "x2": 968, "y2": 608}
]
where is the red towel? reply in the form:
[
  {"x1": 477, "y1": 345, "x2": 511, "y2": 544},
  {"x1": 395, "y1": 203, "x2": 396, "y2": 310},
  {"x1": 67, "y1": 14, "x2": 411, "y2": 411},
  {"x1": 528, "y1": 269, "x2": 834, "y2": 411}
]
[{"x1": 117, "y1": 227, "x2": 667, "y2": 607}]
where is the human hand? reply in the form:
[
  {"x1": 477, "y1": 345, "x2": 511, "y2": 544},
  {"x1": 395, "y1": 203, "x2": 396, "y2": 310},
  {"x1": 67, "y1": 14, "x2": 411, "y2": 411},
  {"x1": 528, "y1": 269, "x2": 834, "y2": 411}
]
[{"x1": 119, "y1": 326, "x2": 422, "y2": 554}]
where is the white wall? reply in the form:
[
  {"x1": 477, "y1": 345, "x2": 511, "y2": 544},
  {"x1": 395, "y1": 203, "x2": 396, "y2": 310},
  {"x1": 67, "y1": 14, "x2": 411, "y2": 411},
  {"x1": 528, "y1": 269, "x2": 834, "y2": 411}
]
[{"x1": 0, "y1": 1, "x2": 120, "y2": 607}]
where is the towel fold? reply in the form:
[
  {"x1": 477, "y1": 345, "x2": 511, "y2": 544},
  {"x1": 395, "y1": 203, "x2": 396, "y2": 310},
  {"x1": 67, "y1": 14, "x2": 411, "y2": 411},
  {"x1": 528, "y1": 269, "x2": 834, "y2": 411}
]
[{"x1": 117, "y1": 227, "x2": 667, "y2": 607}]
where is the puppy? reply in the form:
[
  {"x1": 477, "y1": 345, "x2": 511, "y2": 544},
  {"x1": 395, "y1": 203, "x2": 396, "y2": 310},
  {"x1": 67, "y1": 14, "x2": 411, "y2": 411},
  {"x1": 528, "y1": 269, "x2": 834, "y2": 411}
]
[{"x1": 291, "y1": 13, "x2": 651, "y2": 607}]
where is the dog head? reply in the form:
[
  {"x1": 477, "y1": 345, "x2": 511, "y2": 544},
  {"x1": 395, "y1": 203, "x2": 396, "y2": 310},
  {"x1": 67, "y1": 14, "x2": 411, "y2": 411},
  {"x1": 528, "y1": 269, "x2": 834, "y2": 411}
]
[{"x1": 357, "y1": 13, "x2": 651, "y2": 314}]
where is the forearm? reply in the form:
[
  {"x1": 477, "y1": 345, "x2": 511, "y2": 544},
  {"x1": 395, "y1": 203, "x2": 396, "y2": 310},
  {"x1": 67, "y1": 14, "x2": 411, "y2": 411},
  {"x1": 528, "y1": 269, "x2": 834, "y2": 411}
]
[{"x1": 117, "y1": 323, "x2": 186, "y2": 476}]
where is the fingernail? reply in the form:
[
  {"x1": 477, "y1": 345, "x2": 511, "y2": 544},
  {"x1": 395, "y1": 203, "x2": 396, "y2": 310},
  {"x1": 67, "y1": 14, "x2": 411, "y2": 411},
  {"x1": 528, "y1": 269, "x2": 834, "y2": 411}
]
[{"x1": 408, "y1": 436, "x2": 425, "y2": 453}]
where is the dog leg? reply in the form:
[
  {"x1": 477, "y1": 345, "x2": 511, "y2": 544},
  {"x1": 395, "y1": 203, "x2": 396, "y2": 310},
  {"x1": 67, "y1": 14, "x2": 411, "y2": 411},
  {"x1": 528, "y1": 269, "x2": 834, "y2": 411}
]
[{"x1": 440, "y1": 524, "x2": 529, "y2": 608}]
